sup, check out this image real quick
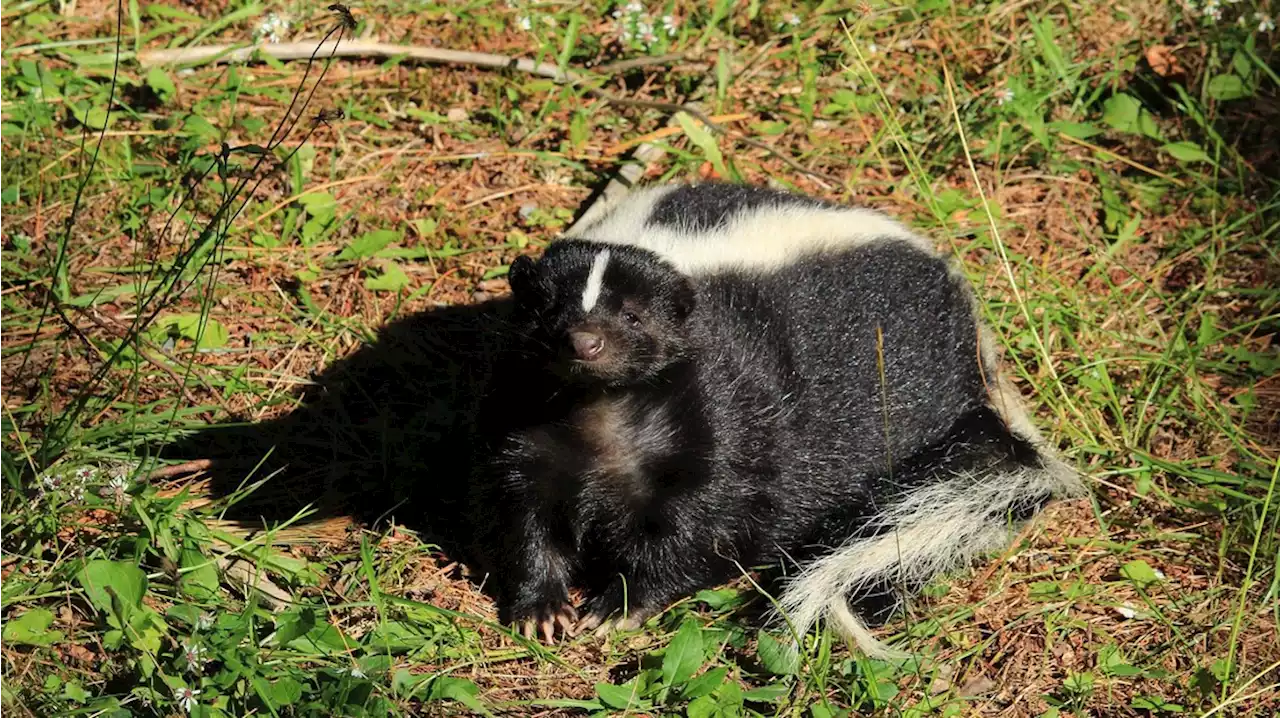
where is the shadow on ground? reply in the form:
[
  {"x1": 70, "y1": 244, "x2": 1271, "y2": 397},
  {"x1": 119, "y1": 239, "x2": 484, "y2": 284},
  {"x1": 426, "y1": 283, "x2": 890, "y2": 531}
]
[{"x1": 159, "y1": 297, "x2": 534, "y2": 575}]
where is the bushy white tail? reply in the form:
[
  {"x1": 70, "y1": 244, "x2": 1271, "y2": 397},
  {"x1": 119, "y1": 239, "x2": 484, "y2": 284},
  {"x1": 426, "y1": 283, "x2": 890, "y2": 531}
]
[{"x1": 775, "y1": 400, "x2": 1084, "y2": 659}]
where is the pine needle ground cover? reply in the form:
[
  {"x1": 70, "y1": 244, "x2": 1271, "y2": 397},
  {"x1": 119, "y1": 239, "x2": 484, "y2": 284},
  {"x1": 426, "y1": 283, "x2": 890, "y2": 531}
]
[{"x1": 2, "y1": 1, "x2": 1277, "y2": 715}]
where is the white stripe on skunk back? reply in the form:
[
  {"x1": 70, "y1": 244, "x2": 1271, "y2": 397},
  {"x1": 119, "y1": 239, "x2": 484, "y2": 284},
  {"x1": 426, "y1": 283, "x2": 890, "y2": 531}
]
[{"x1": 564, "y1": 185, "x2": 933, "y2": 276}]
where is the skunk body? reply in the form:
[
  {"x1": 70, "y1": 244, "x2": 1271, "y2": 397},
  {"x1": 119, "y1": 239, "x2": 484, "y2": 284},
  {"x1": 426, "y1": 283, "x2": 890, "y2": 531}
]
[{"x1": 480, "y1": 182, "x2": 1081, "y2": 654}]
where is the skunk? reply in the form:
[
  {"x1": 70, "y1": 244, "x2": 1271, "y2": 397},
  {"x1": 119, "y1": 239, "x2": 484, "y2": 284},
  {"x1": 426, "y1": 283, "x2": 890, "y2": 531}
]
[{"x1": 480, "y1": 182, "x2": 1082, "y2": 655}]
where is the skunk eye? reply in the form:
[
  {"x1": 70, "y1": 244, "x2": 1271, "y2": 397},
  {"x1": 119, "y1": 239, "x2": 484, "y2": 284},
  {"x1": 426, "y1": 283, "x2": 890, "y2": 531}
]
[{"x1": 622, "y1": 311, "x2": 642, "y2": 327}]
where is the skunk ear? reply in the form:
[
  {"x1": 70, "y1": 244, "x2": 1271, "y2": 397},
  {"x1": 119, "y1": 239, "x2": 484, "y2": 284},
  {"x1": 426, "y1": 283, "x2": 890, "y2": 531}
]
[
  {"x1": 507, "y1": 254, "x2": 547, "y2": 307},
  {"x1": 671, "y1": 276, "x2": 697, "y2": 322}
]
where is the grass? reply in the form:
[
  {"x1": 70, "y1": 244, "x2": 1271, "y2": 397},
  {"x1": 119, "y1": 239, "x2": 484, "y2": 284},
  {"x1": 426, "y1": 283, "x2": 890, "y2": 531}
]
[{"x1": 1, "y1": 0, "x2": 1278, "y2": 715}]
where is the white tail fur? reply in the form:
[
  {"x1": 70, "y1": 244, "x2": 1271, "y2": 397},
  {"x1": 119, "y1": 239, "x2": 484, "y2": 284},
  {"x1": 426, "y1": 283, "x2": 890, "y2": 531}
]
[{"x1": 774, "y1": 403, "x2": 1085, "y2": 659}]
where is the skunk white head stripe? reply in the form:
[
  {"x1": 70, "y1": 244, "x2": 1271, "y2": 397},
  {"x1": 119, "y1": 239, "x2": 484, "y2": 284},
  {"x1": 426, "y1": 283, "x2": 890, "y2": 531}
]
[{"x1": 581, "y1": 249, "x2": 611, "y2": 312}]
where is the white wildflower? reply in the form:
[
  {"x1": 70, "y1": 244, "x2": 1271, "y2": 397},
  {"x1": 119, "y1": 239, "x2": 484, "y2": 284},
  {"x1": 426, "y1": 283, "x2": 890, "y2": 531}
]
[
  {"x1": 867, "y1": 42, "x2": 878, "y2": 55},
  {"x1": 994, "y1": 87, "x2": 1015, "y2": 105},
  {"x1": 1257, "y1": 12, "x2": 1276, "y2": 32},
  {"x1": 74, "y1": 466, "x2": 96, "y2": 483},
  {"x1": 255, "y1": 13, "x2": 291, "y2": 44},
  {"x1": 785, "y1": 13, "x2": 801, "y2": 27},
  {"x1": 1203, "y1": 0, "x2": 1222, "y2": 21},
  {"x1": 41, "y1": 474, "x2": 63, "y2": 493},
  {"x1": 1116, "y1": 604, "x2": 1137, "y2": 619},
  {"x1": 517, "y1": 15, "x2": 532, "y2": 31},
  {"x1": 196, "y1": 612, "x2": 215, "y2": 631},
  {"x1": 340, "y1": 665, "x2": 367, "y2": 679},
  {"x1": 182, "y1": 642, "x2": 207, "y2": 673},
  {"x1": 661, "y1": 14, "x2": 677, "y2": 36},
  {"x1": 174, "y1": 687, "x2": 201, "y2": 713}
]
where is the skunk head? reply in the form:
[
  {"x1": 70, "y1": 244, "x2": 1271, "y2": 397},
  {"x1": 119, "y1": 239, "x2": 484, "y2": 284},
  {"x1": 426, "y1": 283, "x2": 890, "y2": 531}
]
[{"x1": 508, "y1": 240, "x2": 696, "y2": 385}]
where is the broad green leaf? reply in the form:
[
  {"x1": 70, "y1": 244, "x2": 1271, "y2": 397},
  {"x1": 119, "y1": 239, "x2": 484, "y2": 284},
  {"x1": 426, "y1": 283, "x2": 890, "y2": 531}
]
[
  {"x1": 145, "y1": 67, "x2": 176, "y2": 101},
  {"x1": 179, "y1": 547, "x2": 220, "y2": 600},
  {"x1": 153, "y1": 314, "x2": 229, "y2": 350},
  {"x1": 742, "y1": 682, "x2": 791, "y2": 702},
  {"x1": 1100, "y1": 94, "x2": 1159, "y2": 138},
  {"x1": 2, "y1": 608, "x2": 64, "y2": 646},
  {"x1": 676, "y1": 112, "x2": 728, "y2": 178},
  {"x1": 1162, "y1": 141, "x2": 1210, "y2": 163},
  {"x1": 1100, "y1": 94, "x2": 1140, "y2": 132},
  {"x1": 182, "y1": 114, "x2": 219, "y2": 141},
  {"x1": 71, "y1": 103, "x2": 112, "y2": 130},
  {"x1": 692, "y1": 587, "x2": 741, "y2": 609},
  {"x1": 339, "y1": 229, "x2": 402, "y2": 261},
  {"x1": 364, "y1": 262, "x2": 411, "y2": 292},
  {"x1": 77, "y1": 560, "x2": 147, "y2": 620},
  {"x1": 1119, "y1": 559, "x2": 1162, "y2": 586},
  {"x1": 273, "y1": 608, "x2": 317, "y2": 647},
  {"x1": 1098, "y1": 644, "x2": 1143, "y2": 676},
  {"x1": 1132, "y1": 696, "x2": 1184, "y2": 712},
  {"x1": 680, "y1": 667, "x2": 728, "y2": 700},
  {"x1": 595, "y1": 681, "x2": 643, "y2": 709},
  {"x1": 364, "y1": 621, "x2": 429, "y2": 653},
  {"x1": 271, "y1": 677, "x2": 303, "y2": 706},
  {"x1": 296, "y1": 191, "x2": 336, "y2": 220},
  {"x1": 1206, "y1": 74, "x2": 1249, "y2": 101},
  {"x1": 1063, "y1": 672, "x2": 1095, "y2": 695},
  {"x1": 717, "y1": 679, "x2": 744, "y2": 708},
  {"x1": 427, "y1": 677, "x2": 492, "y2": 716},
  {"x1": 662, "y1": 619, "x2": 705, "y2": 688},
  {"x1": 1048, "y1": 121, "x2": 1103, "y2": 139},
  {"x1": 751, "y1": 120, "x2": 787, "y2": 136},
  {"x1": 756, "y1": 630, "x2": 799, "y2": 676},
  {"x1": 687, "y1": 695, "x2": 719, "y2": 718}
]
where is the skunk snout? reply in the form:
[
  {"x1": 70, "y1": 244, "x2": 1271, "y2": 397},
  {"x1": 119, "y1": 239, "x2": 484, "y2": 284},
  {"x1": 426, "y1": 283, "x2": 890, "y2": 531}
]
[{"x1": 570, "y1": 331, "x2": 605, "y2": 361}]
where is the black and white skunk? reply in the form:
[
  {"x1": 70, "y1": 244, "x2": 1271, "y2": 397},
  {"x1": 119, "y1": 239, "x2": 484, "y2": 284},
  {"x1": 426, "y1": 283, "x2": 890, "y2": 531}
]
[{"x1": 478, "y1": 182, "x2": 1082, "y2": 656}]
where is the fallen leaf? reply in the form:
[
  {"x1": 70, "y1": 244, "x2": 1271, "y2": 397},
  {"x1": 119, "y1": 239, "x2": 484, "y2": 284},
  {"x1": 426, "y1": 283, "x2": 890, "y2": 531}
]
[{"x1": 1145, "y1": 45, "x2": 1184, "y2": 79}]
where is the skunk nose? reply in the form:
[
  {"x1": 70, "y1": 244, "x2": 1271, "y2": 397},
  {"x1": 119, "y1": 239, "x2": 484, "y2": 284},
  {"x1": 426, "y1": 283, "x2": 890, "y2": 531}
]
[{"x1": 570, "y1": 331, "x2": 604, "y2": 361}]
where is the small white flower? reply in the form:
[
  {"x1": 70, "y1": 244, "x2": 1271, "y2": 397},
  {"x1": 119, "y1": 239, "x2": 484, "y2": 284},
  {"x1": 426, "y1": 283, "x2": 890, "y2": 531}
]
[
  {"x1": 867, "y1": 42, "x2": 878, "y2": 55},
  {"x1": 174, "y1": 687, "x2": 201, "y2": 713},
  {"x1": 517, "y1": 15, "x2": 532, "y2": 30},
  {"x1": 994, "y1": 87, "x2": 1015, "y2": 105},
  {"x1": 74, "y1": 466, "x2": 96, "y2": 482},
  {"x1": 785, "y1": 13, "x2": 801, "y2": 26},
  {"x1": 1203, "y1": 0, "x2": 1222, "y2": 21},
  {"x1": 1116, "y1": 603, "x2": 1137, "y2": 619},
  {"x1": 340, "y1": 665, "x2": 367, "y2": 679},
  {"x1": 661, "y1": 14, "x2": 677, "y2": 36},
  {"x1": 196, "y1": 612, "x2": 215, "y2": 631},
  {"x1": 1257, "y1": 13, "x2": 1276, "y2": 32},
  {"x1": 42, "y1": 475, "x2": 63, "y2": 492},
  {"x1": 182, "y1": 642, "x2": 207, "y2": 673},
  {"x1": 255, "y1": 13, "x2": 291, "y2": 44}
]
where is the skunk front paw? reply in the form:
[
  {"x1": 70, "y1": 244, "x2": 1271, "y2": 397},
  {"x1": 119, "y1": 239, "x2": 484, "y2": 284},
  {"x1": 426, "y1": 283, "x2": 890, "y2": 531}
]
[
  {"x1": 514, "y1": 601, "x2": 579, "y2": 644},
  {"x1": 576, "y1": 591, "x2": 659, "y2": 637}
]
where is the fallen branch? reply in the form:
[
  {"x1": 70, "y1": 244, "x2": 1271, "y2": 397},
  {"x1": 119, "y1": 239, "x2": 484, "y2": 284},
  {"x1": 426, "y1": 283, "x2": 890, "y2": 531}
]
[
  {"x1": 136, "y1": 39, "x2": 580, "y2": 83},
  {"x1": 137, "y1": 39, "x2": 837, "y2": 188}
]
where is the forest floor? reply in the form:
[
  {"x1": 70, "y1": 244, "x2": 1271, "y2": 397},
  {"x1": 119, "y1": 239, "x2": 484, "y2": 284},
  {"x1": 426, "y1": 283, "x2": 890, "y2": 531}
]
[{"x1": 2, "y1": 1, "x2": 1277, "y2": 716}]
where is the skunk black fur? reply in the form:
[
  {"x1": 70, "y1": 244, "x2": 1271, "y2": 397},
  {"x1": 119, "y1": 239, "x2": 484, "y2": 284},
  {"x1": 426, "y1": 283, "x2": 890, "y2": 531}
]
[{"x1": 476, "y1": 182, "x2": 1082, "y2": 655}]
